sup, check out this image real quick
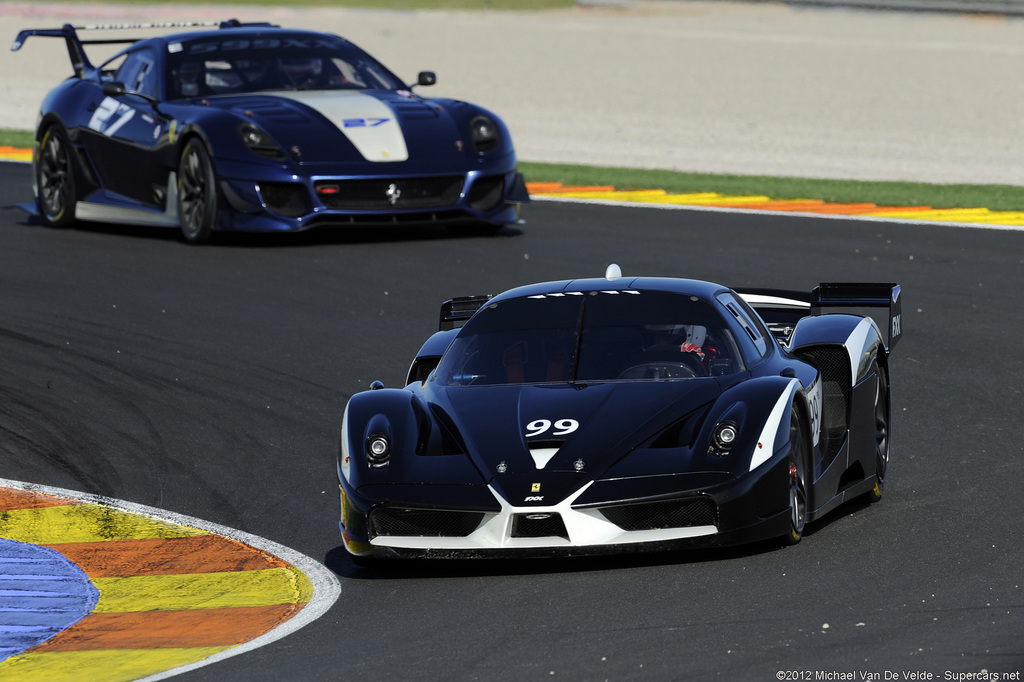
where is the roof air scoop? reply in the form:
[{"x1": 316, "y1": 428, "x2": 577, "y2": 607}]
[{"x1": 605, "y1": 263, "x2": 622, "y2": 281}]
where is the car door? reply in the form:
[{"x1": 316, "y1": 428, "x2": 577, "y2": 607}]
[{"x1": 80, "y1": 47, "x2": 171, "y2": 208}]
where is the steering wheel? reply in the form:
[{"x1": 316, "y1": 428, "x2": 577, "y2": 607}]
[{"x1": 617, "y1": 359, "x2": 702, "y2": 380}]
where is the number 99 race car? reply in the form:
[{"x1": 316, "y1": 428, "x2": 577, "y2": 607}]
[
  {"x1": 338, "y1": 267, "x2": 901, "y2": 562},
  {"x1": 12, "y1": 20, "x2": 528, "y2": 243}
]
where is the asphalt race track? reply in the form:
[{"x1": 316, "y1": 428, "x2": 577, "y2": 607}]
[{"x1": 1, "y1": 160, "x2": 1022, "y2": 680}]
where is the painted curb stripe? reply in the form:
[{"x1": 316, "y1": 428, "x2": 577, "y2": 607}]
[
  {"x1": 3, "y1": 647, "x2": 231, "y2": 682},
  {"x1": 91, "y1": 567, "x2": 313, "y2": 613},
  {"x1": 0, "y1": 478, "x2": 340, "y2": 682},
  {"x1": 49, "y1": 535, "x2": 290, "y2": 577},
  {"x1": 0, "y1": 539, "x2": 97, "y2": 659},
  {"x1": 0, "y1": 146, "x2": 31, "y2": 162},
  {"x1": 525, "y1": 181, "x2": 1024, "y2": 228},
  {"x1": 1, "y1": 505, "x2": 208, "y2": 545},
  {"x1": 29, "y1": 605, "x2": 299, "y2": 651}
]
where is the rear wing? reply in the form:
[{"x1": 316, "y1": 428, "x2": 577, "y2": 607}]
[
  {"x1": 11, "y1": 20, "x2": 276, "y2": 78},
  {"x1": 812, "y1": 282, "x2": 902, "y2": 350},
  {"x1": 11, "y1": 25, "x2": 116, "y2": 78},
  {"x1": 438, "y1": 295, "x2": 492, "y2": 331},
  {"x1": 739, "y1": 283, "x2": 901, "y2": 351}
]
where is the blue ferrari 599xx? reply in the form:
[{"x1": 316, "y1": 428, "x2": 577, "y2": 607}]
[
  {"x1": 12, "y1": 20, "x2": 528, "y2": 242},
  {"x1": 338, "y1": 267, "x2": 901, "y2": 561}
]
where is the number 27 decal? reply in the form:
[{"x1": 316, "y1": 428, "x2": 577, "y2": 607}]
[
  {"x1": 525, "y1": 418, "x2": 579, "y2": 438},
  {"x1": 88, "y1": 97, "x2": 136, "y2": 137}
]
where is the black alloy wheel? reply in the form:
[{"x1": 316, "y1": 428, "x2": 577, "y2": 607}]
[
  {"x1": 36, "y1": 126, "x2": 77, "y2": 227},
  {"x1": 864, "y1": 365, "x2": 890, "y2": 503},
  {"x1": 784, "y1": 406, "x2": 808, "y2": 545},
  {"x1": 177, "y1": 138, "x2": 219, "y2": 244}
]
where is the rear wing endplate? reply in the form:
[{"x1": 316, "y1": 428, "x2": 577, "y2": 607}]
[
  {"x1": 812, "y1": 282, "x2": 902, "y2": 350},
  {"x1": 439, "y1": 295, "x2": 492, "y2": 331}
]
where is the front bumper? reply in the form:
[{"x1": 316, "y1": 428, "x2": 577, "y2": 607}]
[
  {"x1": 217, "y1": 164, "x2": 527, "y2": 232},
  {"x1": 338, "y1": 450, "x2": 795, "y2": 560}
]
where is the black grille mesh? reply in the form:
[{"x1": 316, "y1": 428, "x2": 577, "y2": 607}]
[
  {"x1": 315, "y1": 177, "x2": 463, "y2": 210},
  {"x1": 598, "y1": 497, "x2": 717, "y2": 531},
  {"x1": 467, "y1": 175, "x2": 504, "y2": 211},
  {"x1": 369, "y1": 508, "x2": 483, "y2": 538},
  {"x1": 259, "y1": 182, "x2": 309, "y2": 217},
  {"x1": 511, "y1": 513, "x2": 569, "y2": 540}
]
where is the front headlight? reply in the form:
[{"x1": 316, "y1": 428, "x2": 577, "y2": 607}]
[
  {"x1": 709, "y1": 421, "x2": 739, "y2": 456},
  {"x1": 468, "y1": 115, "x2": 500, "y2": 153},
  {"x1": 365, "y1": 433, "x2": 391, "y2": 468},
  {"x1": 237, "y1": 123, "x2": 286, "y2": 160}
]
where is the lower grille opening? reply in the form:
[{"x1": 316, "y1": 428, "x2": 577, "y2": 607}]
[
  {"x1": 315, "y1": 176, "x2": 463, "y2": 210},
  {"x1": 258, "y1": 182, "x2": 309, "y2": 218},
  {"x1": 369, "y1": 507, "x2": 483, "y2": 538},
  {"x1": 511, "y1": 513, "x2": 569, "y2": 540},
  {"x1": 467, "y1": 175, "x2": 505, "y2": 211},
  {"x1": 597, "y1": 497, "x2": 717, "y2": 531}
]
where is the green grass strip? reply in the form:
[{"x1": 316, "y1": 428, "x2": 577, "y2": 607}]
[{"x1": 1, "y1": 129, "x2": 35, "y2": 148}]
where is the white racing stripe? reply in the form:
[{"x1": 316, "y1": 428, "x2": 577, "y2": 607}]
[{"x1": 269, "y1": 90, "x2": 408, "y2": 162}]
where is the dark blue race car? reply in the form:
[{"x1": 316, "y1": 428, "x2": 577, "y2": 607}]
[
  {"x1": 12, "y1": 20, "x2": 528, "y2": 243},
  {"x1": 338, "y1": 267, "x2": 902, "y2": 561}
]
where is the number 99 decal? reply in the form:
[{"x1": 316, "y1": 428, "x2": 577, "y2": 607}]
[{"x1": 524, "y1": 418, "x2": 579, "y2": 439}]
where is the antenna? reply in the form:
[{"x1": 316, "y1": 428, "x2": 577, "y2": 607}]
[{"x1": 605, "y1": 263, "x2": 622, "y2": 281}]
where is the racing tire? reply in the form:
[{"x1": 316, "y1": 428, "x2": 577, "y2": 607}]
[
  {"x1": 177, "y1": 138, "x2": 219, "y2": 244},
  {"x1": 783, "y1": 406, "x2": 809, "y2": 545},
  {"x1": 36, "y1": 125, "x2": 77, "y2": 228},
  {"x1": 863, "y1": 364, "x2": 890, "y2": 504}
]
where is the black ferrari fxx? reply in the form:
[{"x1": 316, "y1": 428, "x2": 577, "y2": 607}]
[{"x1": 338, "y1": 267, "x2": 901, "y2": 560}]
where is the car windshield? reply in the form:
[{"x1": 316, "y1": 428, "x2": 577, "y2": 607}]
[
  {"x1": 164, "y1": 33, "x2": 407, "y2": 98},
  {"x1": 434, "y1": 290, "x2": 745, "y2": 387}
]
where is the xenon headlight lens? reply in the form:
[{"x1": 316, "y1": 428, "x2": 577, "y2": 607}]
[
  {"x1": 710, "y1": 421, "x2": 739, "y2": 456},
  {"x1": 366, "y1": 433, "x2": 391, "y2": 467},
  {"x1": 469, "y1": 115, "x2": 500, "y2": 153}
]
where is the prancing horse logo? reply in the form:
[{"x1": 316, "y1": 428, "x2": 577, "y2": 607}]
[{"x1": 386, "y1": 183, "x2": 401, "y2": 206}]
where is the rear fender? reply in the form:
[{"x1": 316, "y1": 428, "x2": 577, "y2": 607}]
[{"x1": 790, "y1": 314, "x2": 883, "y2": 386}]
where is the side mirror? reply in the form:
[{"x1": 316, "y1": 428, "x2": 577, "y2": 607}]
[
  {"x1": 102, "y1": 81, "x2": 127, "y2": 97},
  {"x1": 102, "y1": 80, "x2": 160, "y2": 106},
  {"x1": 416, "y1": 71, "x2": 437, "y2": 87}
]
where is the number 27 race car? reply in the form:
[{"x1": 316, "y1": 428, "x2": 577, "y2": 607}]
[
  {"x1": 12, "y1": 20, "x2": 527, "y2": 243},
  {"x1": 338, "y1": 267, "x2": 901, "y2": 561}
]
